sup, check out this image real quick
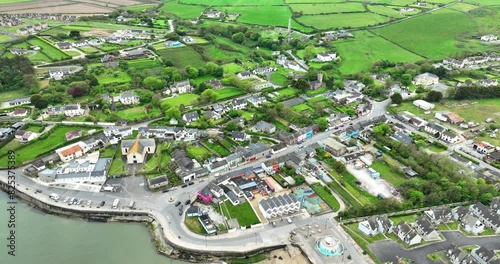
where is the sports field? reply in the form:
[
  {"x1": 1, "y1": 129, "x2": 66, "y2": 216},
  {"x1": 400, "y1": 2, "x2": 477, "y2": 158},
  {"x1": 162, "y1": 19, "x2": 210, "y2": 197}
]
[
  {"x1": 297, "y1": 13, "x2": 390, "y2": 29},
  {"x1": 335, "y1": 30, "x2": 423, "y2": 74},
  {"x1": 373, "y1": 9, "x2": 479, "y2": 59}
]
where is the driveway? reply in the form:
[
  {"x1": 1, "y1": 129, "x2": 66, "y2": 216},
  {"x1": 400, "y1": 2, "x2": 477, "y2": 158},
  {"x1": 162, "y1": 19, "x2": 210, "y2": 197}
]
[{"x1": 369, "y1": 231, "x2": 500, "y2": 264}]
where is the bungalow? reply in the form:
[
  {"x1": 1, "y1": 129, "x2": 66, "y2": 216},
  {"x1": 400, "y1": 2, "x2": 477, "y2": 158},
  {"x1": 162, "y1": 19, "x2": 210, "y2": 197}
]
[
  {"x1": 14, "y1": 130, "x2": 37, "y2": 142},
  {"x1": 391, "y1": 131, "x2": 413, "y2": 145},
  {"x1": 473, "y1": 141, "x2": 494, "y2": 154},
  {"x1": 441, "y1": 131, "x2": 460, "y2": 144},
  {"x1": 147, "y1": 175, "x2": 169, "y2": 189},
  {"x1": 10, "y1": 48, "x2": 27, "y2": 55},
  {"x1": 65, "y1": 130, "x2": 83, "y2": 141},
  {"x1": 236, "y1": 71, "x2": 251, "y2": 79},
  {"x1": 231, "y1": 131, "x2": 246, "y2": 142},
  {"x1": 204, "y1": 79, "x2": 223, "y2": 89},
  {"x1": 316, "y1": 52, "x2": 337, "y2": 62},
  {"x1": 413, "y1": 72, "x2": 439, "y2": 86},
  {"x1": 124, "y1": 49, "x2": 148, "y2": 59},
  {"x1": 424, "y1": 123, "x2": 447, "y2": 137},
  {"x1": 49, "y1": 68, "x2": 74, "y2": 80},
  {"x1": 392, "y1": 221, "x2": 422, "y2": 247},
  {"x1": 72, "y1": 40, "x2": 87, "y2": 47},
  {"x1": 204, "y1": 111, "x2": 221, "y2": 120},
  {"x1": 181, "y1": 36, "x2": 194, "y2": 43},
  {"x1": 284, "y1": 61, "x2": 305, "y2": 72},
  {"x1": 56, "y1": 41, "x2": 72, "y2": 50},
  {"x1": 182, "y1": 111, "x2": 199, "y2": 124},
  {"x1": 8, "y1": 108, "x2": 28, "y2": 118},
  {"x1": 252, "y1": 121, "x2": 276, "y2": 134},
  {"x1": 480, "y1": 34, "x2": 498, "y2": 42}
]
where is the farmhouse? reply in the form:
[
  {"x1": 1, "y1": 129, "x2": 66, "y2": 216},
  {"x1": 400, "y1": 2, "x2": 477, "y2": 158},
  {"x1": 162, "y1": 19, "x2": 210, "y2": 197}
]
[
  {"x1": 10, "y1": 48, "x2": 28, "y2": 55},
  {"x1": 413, "y1": 99, "x2": 435, "y2": 110},
  {"x1": 205, "y1": 10, "x2": 222, "y2": 19},
  {"x1": 316, "y1": 52, "x2": 337, "y2": 62},
  {"x1": 121, "y1": 137, "x2": 156, "y2": 164},
  {"x1": 413, "y1": 73, "x2": 439, "y2": 86},
  {"x1": 480, "y1": 35, "x2": 497, "y2": 42}
]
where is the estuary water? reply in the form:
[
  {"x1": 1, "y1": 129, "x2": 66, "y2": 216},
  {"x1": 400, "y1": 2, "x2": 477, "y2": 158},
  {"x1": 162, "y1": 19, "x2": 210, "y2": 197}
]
[{"x1": 0, "y1": 191, "x2": 184, "y2": 264}]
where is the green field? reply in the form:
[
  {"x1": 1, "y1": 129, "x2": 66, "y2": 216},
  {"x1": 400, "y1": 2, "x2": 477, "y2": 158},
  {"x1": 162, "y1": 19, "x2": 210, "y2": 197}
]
[
  {"x1": 276, "y1": 87, "x2": 297, "y2": 97},
  {"x1": 95, "y1": 70, "x2": 131, "y2": 84},
  {"x1": 204, "y1": 141, "x2": 231, "y2": 156},
  {"x1": 335, "y1": 30, "x2": 424, "y2": 73},
  {"x1": 464, "y1": 0, "x2": 500, "y2": 5},
  {"x1": 187, "y1": 145, "x2": 212, "y2": 162},
  {"x1": 215, "y1": 88, "x2": 245, "y2": 101},
  {"x1": 289, "y1": 3, "x2": 365, "y2": 14},
  {"x1": 161, "y1": 93, "x2": 199, "y2": 108},
  {"x1": 219, "y1": 200, "x2": 261, "y2": 227},
  {"x1": 311, "y1": 184, "x2": 341, "y2": 211},
  {"x1": 109, "y1": 148, "x2": 128, "y2": 176},
  {"x1": 297, "y1": 13, "x2": 390, "y2": 30},
  {"x1": 222, "y1": 63, "x2": 246, "y2": 75},
  {"x1": 156, "y1": 46, "x2": 206, "y2": 68},
  {"x1": 448, "y1": 2, "x2": 480, "y2": 12},
  {"x1": 0, "y1": 0, "x2": 33, "y2": 4},
  {"x1": 126, "y1": 4, "x2": 158, "y2": 11},
  {"x1": 368, "y1": 5, "x2": 405, "y2": 18},
  {"x1": 116, "y1": 105, "x2": 161, "y2": 121},
  {"x1": 222, "y1": 6, "x2": 313, "y2": 32},
  {"x1": 160, "y1": 1, "x2": 205, "y2": 18},
  {"x1": 184, "y1": 217, "x2": 207, "y2": 234},
  {"x1": 180, "y1": 0, "x2": 283, "y2": 5},
  {"x1": 286, "y1": 0, "x2": 345, "y2": 3},
  {"x1": 292, "y1": 103, "x2": 312, "y2": 112},
  {"x1": 0, "y1": 125, "x2": 94, "y2": 167},
  {"x1": 370, "y1": 160, "x2": 406, "y2": 186},
  {"x1": 79, "y1": 46, "x2": 100, "y2": 54},
  {"x1": 0, "y1": 35, "x2": 11, "y2": 42},
  {"x1": 373, "y1": 9, "x2": 480, "y2": 59},
  {"x1": 26, "y1": 38, "x2": 71, "y2": 61},
  {"x1": 0, "y1": 89, "x2": 30, "y2": 102},
  {"x1": 128, "y1": 58, "x2": 164, "y2": 70}
]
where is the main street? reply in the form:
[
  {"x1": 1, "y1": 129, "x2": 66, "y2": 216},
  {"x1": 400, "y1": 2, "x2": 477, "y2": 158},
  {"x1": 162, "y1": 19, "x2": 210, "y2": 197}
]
[{"x1": 0, "y1": 99, "x2": 389, "y2": 262}]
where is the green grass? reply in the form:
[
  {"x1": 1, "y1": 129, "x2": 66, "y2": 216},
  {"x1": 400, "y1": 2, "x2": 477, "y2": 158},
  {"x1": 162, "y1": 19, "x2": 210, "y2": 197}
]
[
  {"x1": 159, "y1": 1, "x2": 204, "y2": 18},
  {"x1": 95, "y1": 70, "x2": 131, "y2": 84},
  {"x1": 100, "y1": 147, "x2": 116, "y2": 158},
  {"x1": 0, "y1": 125, "x2": 94, "y2": 167},
  {"x1": 373, "y1": 9, "x2": 480, "y2": 60},
  {"x1": 141, "y1": 145, "x2": 162, "y2": 173},
  {"x1": 26, "y1": 37, "x2": 71, "y2": 61},
  {"x1": 127, "y1": 58, "x2": 164, "y2": 70},
  {"x1": 184, "y1": 217, "x2": 207, "y2": 234},
  {"x1": 335, "y1": 30, "x2": 424, "y2": 74},
  {"x1": 276, "y1": 87, "x2": 297, "y2": 97},
  {"x1": 464, "y1": 0, "x2": 500, "y2": 5},
  {"x1": 215, "y1": 87, "x2": 245, "y2": 101},
  {"x1": 222, "y1": 6, "x2": 313, "y2": 32},
  {"x1": 292, "y1": 103, "x2": 312, "y2": 112},
  {"x1": 25, "y1": 124, "x2": 44, "y2": 133},
  {"x1": 448, "y1": 3, "x2": 480, "y2": 12},
  {"x1": 428, "y1": 145, "x2": 447, "y2": 153},
  {"x1": 329, "y1": 169, "x2": 375, "y2": 206},
  {"x1": 180, "y1": 0, "x2": 283, "y2": 5},
  {"x1": 310, "y1": 184, "x2": 341, "y2": 211},
  {"x1": 286, "y1": 0, "x2": 345, "y2": 3},
  {"x1": 0, "y1": 0, "x2": 33, "y2": 4},
  {"x1": 109, "y1": 148, "x2": 128, "y2": 176},
  {"x1": 187, "y1": 145, "x2": 212, "y2": 162},
  {"x1": 156, "y1": 46, "x2": 206, "y2": 68},
  {"x1": 305, "y1": 87, "x2": 328, "y2": 96},
  {"x1": 0, "y1": 35, "x2": 11, "y2": 42},
  {"x1": 368, "y1": 5, "x2": 405, "y2": 18},
  {"x1": 161, "y1": 93, "x2": 199, "y2": 108},
  {"x1": 389, "y1": 214, "x2": 418, "y2": 224},
  {"x1": 344, "y1": 223, "x2": 387, "y2": 244},
  {"x1": 239, "y1": 110, "x2": 254, "y2": 121},
  {"x1": 116, "y1": 105, "x2": 162, "y2": 121},
  {"x1": 219, "y1": 200, "x2": 260, "y2": 227},
  {"x1": 231, "y1": 253, "x2": 268, "y2": 264},
  {"x1": 222, "y1": 63, "x2": 246, "y2": 75},
  {"x1": 297, "y1": 13, "x2": 390, "y2": 30},
  {"x1": 327, "y1": 181, "x2": 363, "y2": 209},
  {"x1": 289, "y1": 3, "x2": 365, "y2": 14},
  {"x1": 0, "y1": 89, "x2": 30, "y2": 102},
  {"x1": 370, "y1": 160, "x2": 406, "y2": 186},
  {"x1": 126, "y1": 4, "x2": 158, "y2": 11},
  {"x1": 204, "y1": 141, "x2": 231, "y2": 156},
  {"x1": 78, "y1": 46, "x2": 100, "y2": 54}
]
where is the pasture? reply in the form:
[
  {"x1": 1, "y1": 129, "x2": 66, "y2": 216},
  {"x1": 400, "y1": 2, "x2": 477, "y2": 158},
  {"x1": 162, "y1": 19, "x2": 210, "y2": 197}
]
[
  {"x1": 161, "y1": 93, "x2": 199, "y2": 108},
  {"x1": 27, "y1": 37, "x2": 71, "y2": 61},
  {"x1": 367, "y1": 5, "x2": 404, "y2": 18},
  {"x1": 215, "y1": 88, "x2": 245, "y2": 101},
  {"x1": 296, "y1": 13, "x2": 390, "y2": 29},
  {"x1": 128, "y1": 58, "x2": 164, "y2": 70},
  {"x1": 286, "y1": 0, "x2": 345, "y2": 3},
  {"x1": 289, "y1": 3, "x2": 366, "y2": 14},
  {"x1": 222, "y1": 63, "x2": 246, "y2": 75},
  {"x1": 0, "y1": 0, "x2": 32, "y2": 4},
  {"x1": 464, "y1": 0, "x2": 500, "y2": 5},
  {"x1": 78, "y1": 46, "x2": 100, "y2": 54},
  {"x1": 335, "y1": 30, "x2": 423, "y2": 74},
  {"x1": 159, "y1": 1, "x2": 204, "y2": 18},
  {"x1": 156, "y1": 46, "x2": 206, "y2": 68},
  {"x1": 448, "y1": 2, "x2": 480, "y2": 12},
  {"x1": 180, "y1": 0, "x2": 283, "y2": 5},
  {"x1": 373, "y1": 9, "x2": 479, "y2": 59}
]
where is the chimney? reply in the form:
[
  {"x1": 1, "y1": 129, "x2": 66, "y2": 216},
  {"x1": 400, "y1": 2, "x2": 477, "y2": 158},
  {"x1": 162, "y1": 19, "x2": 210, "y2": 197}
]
[{"x1": 317, "y1": 73, "x2": 323, "y2": 84}]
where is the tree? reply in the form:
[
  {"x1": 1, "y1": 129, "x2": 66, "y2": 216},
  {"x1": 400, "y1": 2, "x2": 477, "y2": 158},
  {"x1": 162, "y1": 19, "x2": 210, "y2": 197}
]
[
  {"x1": 231, "y1": 32, "x2": 245, "y2": 44},
  {"x1": 390, "y1": 92, "x2": 403, "y2": 104},
  {"x1": 373, "y1": 123, "x2": 392, "y2": 136},
  {"x1": 31, "y1": 94, "x2": 48, "y2": 109},
  {"x1": 292, "y1": 78, "x2": 309, "y2": 91},
  {"x1": 400, "y1": 74, "x2": 412, "y2": 86},
  {"x1": 200, "y1": 89, "x2": 218, "y2": 103},
  {"x1": 186, "y1": 66, "x2": 199, "y2": 79},
  {"x1": 225, "y1": 121, "x2": 241, "y2": 132},
  {"x1": 426, "y1": 91, "x2": 443, "y2": 102},
  {"x1": 317, "y1": 118, "x2": 328, "y2": 131},
  {"x1": 67, "y1": 86, "x2": 85, "y2": 97},
  {"x1": 165, "y1": 107, "x2": 181, "y2": 120},
  {"x1": 136, "y1": 90, "x2": 154, "y2": 104},
  {"x1": 143, "y1": 76, "x2": 163, "y2": 90},
  {"x1": 227, "y1": 109, "x2": 239, "y2": 118},
  {"x1": 69, "y1": 30, "x2": 81, "y2": 39}
]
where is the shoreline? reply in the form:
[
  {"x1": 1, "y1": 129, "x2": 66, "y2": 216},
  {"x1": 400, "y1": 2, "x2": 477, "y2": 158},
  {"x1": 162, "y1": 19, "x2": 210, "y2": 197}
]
[{"x1": 0, "y1": 180, "x2": 285, "y2": 263}]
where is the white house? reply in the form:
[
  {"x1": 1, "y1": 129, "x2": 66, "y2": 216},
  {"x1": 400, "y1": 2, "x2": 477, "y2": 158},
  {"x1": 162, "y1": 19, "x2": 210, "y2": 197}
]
[
  {"x1": 358, "y1": 216, "x2": 393, "y2": 236},
  {"x1": 236, "y1": 71, "x2": 252, "y2": 79},
  {"x1": 182, "y1": 111, "x2": 199, "y2": 124},
  {"x1": 471, "y1": 246, "x2": 497, "y2": 264},
  {"x1": 480, "y1": 35, "x2": 497, "y2": 42},
  {"x1": 316, "y1": 52, "x2": 337, "y2": 62},
  {"x1": 460, "y1": 213, "x2": 484, "y2": 235},
  {"x1": 49, "y1": 68, "x2": 74, "y2": 80},
  {"x1": 413, "y1": 73, "x2": 439, "y2": 86},
  {"x1": 165, "y1": 79, "x2": 193, "y2": 95},
  {"x1": 47, "y1": 104, "x2": 85, "y2": 117},
  {"x1": 14, "y1": 130, "x2": 38, "y2": 142},
  {"x1": 413, "y1": 216, "x2": 440, "y2": 241},
  {"x1": 121, "y1": 137, "x2": 156, "y2": 164},
  {"x1": 116, "y1": 92, "x2": 140, "y2": 105},
  {"x1": 392, "y1": 221, "x2": 422, "y2": 247},
  {"x1": 55, "y1": 142, "x2": 88, "y2": 163},
  {"x1": 258, "y1": 193, "x2": 301, "y2": 219}
]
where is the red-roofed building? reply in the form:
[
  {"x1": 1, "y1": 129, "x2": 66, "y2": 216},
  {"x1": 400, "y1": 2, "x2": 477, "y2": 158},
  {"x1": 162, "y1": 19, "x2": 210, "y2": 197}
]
[{"x1": 9, "y1": 108, "x2": 28, "y2": 117}]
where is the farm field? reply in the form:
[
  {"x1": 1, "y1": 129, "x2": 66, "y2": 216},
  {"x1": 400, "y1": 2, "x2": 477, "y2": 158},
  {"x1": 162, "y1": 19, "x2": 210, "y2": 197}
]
[
  {"x1": 126, "y1": 4, "x2": 157, "y2": 11},
  {"x1": 161, "y1": 93, "x2": 199, "y2": 108},
  {"x1": 297, "y1": 13, "x2": 390, "y2": 30},
  {"x1": 128, "y1": 58, "x2": 164, "y2": 70},
  {"x1": 335, "y1": 30, "x2": 423, "y2": 74},
  {"x1": 159, "y1": 1, "x2": 204, "y2": 18},
  {"x1": 286, "y1": 0, "x2": 345, "y2": 3},
  {"x1": 200, "y1": 45, "x2": 246, "y2": 62},
  {"x1": 215, "y1": 88, "x2": 245, "y2": 101},
  {"x1": 0, "y1": 89, "x2": 30, "y2": 102},
  {"x1": 156, "y1": 46, "x2": 206, "y2": 68},
  {"x1": 0, "y1": 0, "x2": 33, "y2": 4},
  {"x1": 115, "y1": 105, "x2": 161, "y2": 121},
  {"x1": 0, "y1": 35, "x2": 11, "y2": 42},
  {"x1": 270, "y1": 70, "x2": 288, "y2": 86},
  {"x1": 373, "y1": 9, "x2": 480, "y2": 59},
  {"x1": 464, "y1": 0, "x2": 500, "y2": 5},
  {"x1": 219, "y1": 200, "x2": 261, "y2": 227},
  {"x1": 222, "y1": 6, "x2": 314, "y2": 32},
  {"x1": 0, "y1": 125, "x2": 94, "y2": 168},
  {"x1": 180, "y1": 0, "x2": 283, "y2": 5},
  {"x1": 448, "y1": 2, "x2": 480, "y2": 12},
  {"x1": 289, "y1": 3, "x2": 366, "y2": 14},
  {"x1": 367, "y1": 5, "x2": 404, "y2": 18},
  {"x1": 26, "y1": 37, "x2": 71, "y2": 61}
]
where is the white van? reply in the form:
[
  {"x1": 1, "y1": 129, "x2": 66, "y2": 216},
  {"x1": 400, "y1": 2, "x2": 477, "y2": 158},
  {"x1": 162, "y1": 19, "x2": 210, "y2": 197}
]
[
  {"x1": 49, "y1": 193, "x2": 59, "y2": 201},
  {"x1": 128, "y1": 201, "x2": 135, "y2": 209},
  {"x1": 112, "y1": 199, "x2": 120, "y2": 209}
]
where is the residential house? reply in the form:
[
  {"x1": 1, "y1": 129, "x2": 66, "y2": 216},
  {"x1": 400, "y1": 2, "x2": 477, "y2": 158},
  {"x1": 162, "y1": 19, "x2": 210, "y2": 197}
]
[
  {"x1": 247, "y1": 96, "x2": 266, "y2": 107},
  {"x1": 55, "y1": 142, "x2": 87, "y2": 162},
  {"x1": 480, "y1": 35, "x2": 498, "y2": 42},
  {"x1": 452, "y1": 206, "x2": 470, "y2": 221},
  {"x1": 72, "y1": 40, "x2": 87, "y2": 48},
  {"x1": 252, "y1": 121, "x2": 276, "y2": 134},
  {"x1": 165, "y1": 79, "x2": 193, "y2": 94},
  {"x1": 240, "y1": 142, "x2": 271, "y2": 162},
  {"x1": 47, "y1": 104, "x2": 85, "y2": 117},
  {"x1": 205, "y1": 10, "x2": 222, "y2": 19},
  {"x1": 14, "y1": 130, "x2": 37, "y2": 142},
  {"x1": 358, "y1": 216, "x2": 394, "y2": 236},
  {"x1": 56, "y1": 41, "x2": 72, "y2": 50},
  {"x1": 16, "y1": 28, "x2": 29, "y2": 35},
  {"x1": 460, "y1": 213, "x2": 485, "y2": 235},
  {"x1": 356, "y1": 103, "x2": 372, "y2": 116},
  {"x1": 252, "y1": 66, "x2": 276, "y2": 75},
  {"x1": 104, "y1": 126, "x2": 132, "y2": 139},
  {"x1": 116, "y1": 92, "x2": 140, "y2": 105},
  {"x1": 10, "y1": 48, "x2": 27, "y2": 55},
  {"x1": 181, "y1": 36, "x2": 194, "y2": 43},
  {"x1": 101, "y1": 54, "x2": 119, "y2": 67},
  {"x1": 316, "y1": 52, "x2": 337, "y2": 62},
  {"x1": 271, "y1": 142, "x2": 287, "y2": 154},
  {"x1": 471, "y1": 246, "x2": 497, "y2": 264},
  {"x1": 477, "y1": 79, "x2": 498, "y2": 87},
  {"x1": 124, "y1": 49, "x2": 148, "y2": 59},
  {"x1": 258, "y1": 193, "x2": 301, "y2": 219},
  {"x1": 182, "y1": 111, "x2": 199, "y2": 124},
  {"x1": 204, "y1": 110, "x2": 221, "y2": 121},
  {"x1": 236, "y1": 71, "x2": 251, "y2": 79},
  {"x1": 147, "y1": 175, "x2": 169, "y2": 189},
  {"x1": 391, "y1": 131, "x2": 413, "y2": 145},
  {"x1": 48, "y1": 68, "x2": 76, "y2": 80},
  {"x1": 231, "y1": 131, "x2": 246, "y2": 142},
  {"x1": 424, "y1": 207, "x2": 452, "y2": 225},
  {"x1": 392, "y1": 221, "x2": 422, "y2": 246},
  {"x1": 424, "y1": 123, "x2": 447, "y2": 137},
  {"x1": 441, "y1": 131, "x2": 460, "y2": 144},
  {"x1": 413, "y1": 72, "x2": 439, "y2": 86},
  {"x1": 469, "y1": 202, "x2": 500, "y2": 233},
  {"x1": 490, "y1": 197, "x2": 500, "y2": 215},
  {"x1": 208, "y1": 159, "x2": 229, "y2": 173},
  {"x1": 446, "y1": 245, "x2": 475, "y2": 264},
  {"x1": 1, "y1": 97, "x2": 31, "y2": 109},
  {"x1": 121, "y1": 137, "x2": 156, "y2": 164},
  {"x1": 8, "y1": 108, "x2": 28, "y2": 118},
  {"x1": 473, "y1": 141, "x2": 495, "y2": 155},
  {"x1": 413, "y1": 216, "x2": 440, "y2": 240},
  {"x1": 198, "y1": 215, "x2": 217, "y2": 234},
  {"x1": 228, "y1": 98, "x2": 247, "y2": 110},
  {"x1": 204, "y1": 79, "x2": 223, "y2": 89},
  {"x1": 65, "y1": 130, "x2": 83, "y2": 141},
  {"x1": 186, "y1": 206, "x2": 205, "y2": 217}
]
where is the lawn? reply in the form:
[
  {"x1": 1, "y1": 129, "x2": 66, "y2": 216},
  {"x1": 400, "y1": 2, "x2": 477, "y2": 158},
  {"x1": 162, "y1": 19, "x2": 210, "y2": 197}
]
[
  {"x1": 0, "y1": 125, "x2": 94, "y2": 167},
  {"x1": 128, "y1": 58, "x2": 164, "y2": 70},
  {"x1": 335, "y1": 30, "x2": 423, "y2": 74},
  {"x1": 289, "y1": 3, "x2": 365, "y2": 14},
  {"x1": 222, "y1": 6, "x2": 313, "y2": 32},
  {"x1": 239, "y1": 110, "x2": 254, "y2": 121},
  {"x1": 222, "y1": 63, "x2": 246, "y2": 75},
  {"x1": 156, "y1": 46, "x2": 206, "y2": 68},
  {"x1": 344, "y1": 223, "x2": 387, "y2": 244},
  {"x1": 159, "y1": 1, "x2": 204, "y2": 18},
  {"x1": 187, "y1": 145, "x2": 212, "y2": 162},
  {"x1": 306, "y1": 87, "x2": 328, "y2": 97},
  {"x1": 25, "y1": 124, "x2": 44, "y2": 133},
  {"x1": 464, "y1": 0, "x2": 500, "y2": 5},
  {"x1": 370, "y1": 160, "x2": 406, "y2": 186},
  {"x1": 215, "y1": 88, "x2": 245, "y2": 101},
  {"x1": 389, "y1": 214, "x2": 418, "y2": 224},
  {"x1": 161, "y1": 93, "x2": 199, "y2": 108},
  {"x1": 204, "y1": 141, "x2": 231, "y2": 156},
  {"x1": 141, "y1": 145, "x2": 162, "y2": 173},
  {"x1": 292, "y1": 103, "x2": 312, "y2": 112},
  {"x1": 297, "y1": 13, "x2": 390, "y2": 30},
  {"x1": 109, "y1": 148, "x2": 128, "y2": 176},
  {"x1": 373, "y1": 9, "x2": 481, "y2": 60},
  {"x1": 116, "y1": 105, "x2": 162, "y2": 121},
  {"x1": 184, "y1": 217, "x2": 207, "y2": 234},
  {"x1": 94, "y1": 69, "x2": 131, "y2": 84},
  {"x1": 270, "y1": 69, "x2": 289, "y2": 86},
  {"x1": 276, "y1": 87, "x2": 297, "y2": 97},
  {"x1": 219, "y1": 200, "x2": 261, "y2": 227},
  {"x1": 100, "y1": 147, "x2": 116, "y2": 158},
  {"x1": 78, "y1": 46, "x2": 100, "y2": 54},
  {"x1": 27, "y1": 37, "x2": 71, "y2": 61},
  {"x1": 310, "y1": 183, "x2": 341, "y2": 211}
]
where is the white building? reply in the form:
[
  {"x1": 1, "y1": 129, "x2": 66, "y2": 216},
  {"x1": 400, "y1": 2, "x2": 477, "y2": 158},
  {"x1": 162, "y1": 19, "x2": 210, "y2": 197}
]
[
  {"x1": 358, "y1": 216, "x2": 394, "y2": 236},
  {"x1": 115, "y1": 92, "x2": 140, "y2": 105},
  {"x1": 316, "y1": 52, "x2": 337, "y2": 62},
  {"x1": 413, "y1": 99, "x2": 435, "y2": 110},
  {"x1": 480, "y1": 35, "x2": 497, "y2": 42},
  {"x1": 259, "y1": 193, "x2": 300, "y2": 219},
  {"x1": 55, "y1": 141, "x2": 88, "y2": 163},
  {"x1": 47, "y1": 104, "x2": 85, "y2": 117},
  {"x1": 121, "y1": 137, "x2": 156, "y2": 164}
]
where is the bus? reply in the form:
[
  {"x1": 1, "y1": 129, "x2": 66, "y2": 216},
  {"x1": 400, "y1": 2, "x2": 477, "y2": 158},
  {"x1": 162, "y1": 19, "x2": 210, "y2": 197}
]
[
  {"x1": 49, "y1": 193, "x2": 59, "y2": 201},
  {"x1": 112, "y1": 199, "x2": 120, "y2": 209}
]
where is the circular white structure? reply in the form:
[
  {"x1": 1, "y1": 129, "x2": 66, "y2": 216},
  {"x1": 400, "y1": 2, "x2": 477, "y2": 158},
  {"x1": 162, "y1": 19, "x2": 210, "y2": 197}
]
[{"x1": 316, "y1": 236, "x2": 344, "y2": 257}]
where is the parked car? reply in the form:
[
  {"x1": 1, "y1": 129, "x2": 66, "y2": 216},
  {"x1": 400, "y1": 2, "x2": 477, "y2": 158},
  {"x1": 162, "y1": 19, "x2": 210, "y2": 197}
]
[
  {"x1": 86, "y1": 200, "x2": 92, "y2": 206},
  {"x1": 100, "y1": 201, "x2": 105, "y2": 206},
  {"x1": 179, "y1": 205, "x2": 184, "y2": 211},
  {"x1": 35, "y1": 189, "x2": 42, "y2": 193},
  {"x1": 175, "y1": 201, "x2": 181, "y2": 207},
  {"x1": 185, "y1": 199, "x2": 191, "y2": 205},
  {"x1": 179, "y1": 211, "x2": 183, "y2": 216},
  {"x1": 63, "y1": 197, "x2": 69, "y2": 203},
  {"x1": 287, "y1": 217, "x2": 292, "y2": 224},
  {"x1": 188, "y1": 182, "x2": 194, "y2": 186},
  {"x1": 162, "y1": 189, "x2": 169, "y2": 193},
  {"x1": 181, "y1": 184, "x2": 187, "y2": 188}
]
